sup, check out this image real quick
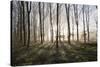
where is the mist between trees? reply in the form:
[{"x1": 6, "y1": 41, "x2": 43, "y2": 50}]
[{"x1": 11, "y1": 0, "x2": 97, "y2": 66}]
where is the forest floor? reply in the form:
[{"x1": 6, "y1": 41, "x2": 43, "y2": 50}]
[{"x1": 11, "y1": 41, "x2": 97, "y2": 66}]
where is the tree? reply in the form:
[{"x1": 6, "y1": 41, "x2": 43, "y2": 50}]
[
  {"x1": 65, "y1": 4, "x2": 71, "y2": 44},
  {"x1": 56, "y1": 3, "x2": 59, "y2": 51},
  {"x1": 95, "y1": 6, "x2": 98, "y2": 30},
  {"x1": 71, "y1": 13, "x2": 74, "y2": 41},
  {"x1": 82, "y1": 5, "x2": 86, "y2": 43},
  {"x1": 21, "y1": 1, "x2": 26, "y2": 46},
  {"x1": 17, "y1": 1, "x2": 22, "y2": 42},
  {"x1": 26, "y1": 2, "x2": 31, "y2": 48},
  {"x1": 32, "y1": 3, "x2": 38, "y2": 43},
  {"x1": 85, "y1": 6, "x2": 90, "y2": 42},
  {"x1": 95, "y1": 6, "x2": 98, "y2": 41},
  {"x1": 11, "y1": 1, "x2": 13, "y2": 65},
  {"x1": 42, "y1": 2, "x2": 45, "y2": 42},
  {"x1": 49, "y1": 3, "x2": 54, "y2": 42},
  {"x1": 73, "y1": 4, "x2": 79, "y2": 42},
  {"x1": 39, "y1": 2, "x2": 43, "y2": 44}
]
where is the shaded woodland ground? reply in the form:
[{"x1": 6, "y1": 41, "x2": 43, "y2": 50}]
[
  {"x1": 12, "y1": 41, "x2": 97, "y2": 66},
  {"x1": 11, "y1": 1, "x2": 97, "y2": 66}
]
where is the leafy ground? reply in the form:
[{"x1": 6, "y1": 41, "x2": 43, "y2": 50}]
[{"x1": 11, "y1": 41, "x2": 97, "y2": 66}]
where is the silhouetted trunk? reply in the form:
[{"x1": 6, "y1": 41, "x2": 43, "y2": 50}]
[
  {"x1": 65, "y1": 4, "x2": 71, "y2": 44},
  {"x1": 43, "y1": 3, "x2": 44, "y2": 42},
  {"x1": 56, "y1": 3, "x2": 59, "y2": 50},
  {"x1": 39, "y1": 2, "x2": 43, "y2": 44},
  {"x1": 26, "y1": 2, "x2": 31, "y2": 48},
  {"x1": 21, "y1": 1, "x2": 26, "y2": 46},
  {"x1": 50, "y1": 3, "x2": 54, "y2": 42},
  {"x1": 11, "y1": 1, "x2": 13, "y2": 65},
  {"x1": 82, "y1": 5, "x2": 86, "y2": 43},
  {"x1": 19, "y1": 1, "x2": 23, "y2": 42},
  {"x1": 73, "y1": 5, "x2": 79, "y2": 42},
  {"x1": 17, "y1": 2, "x2": 20, "y2": 40},
  {"x1": 77, "y1": 24, "x2": 79, "y2": 42}
]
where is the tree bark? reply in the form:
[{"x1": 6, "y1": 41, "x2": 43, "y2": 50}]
[
  {"x1": 42, "y1": 3, "x2": 44, "y2": 42},
  {"x1": 50, "y1": 3, "x2": 54, "y2": 42},
  {"x1": 26, "y1": 2, "x2": 31, "y2": 48},
  {"x1": 56, "y1": 3, "x2": 59, "y2": 50},
  {"x1": 21, "y1": 1, "x2": 26, "y2": 46},
  {"x1": 73, "y1": 5, "x2": 79, "y2": 42},
  {"x1": 82, "y1": 5, "x2": 86, "y2": 43},
  {"x1": 71, "y1": 15, "x2": 74, "y2": 41},
  {"x1": 86, "y1": 6, "x2": 90, "y2": 42},
  {"x1": 65, "y1": 4, "x2": 71, "y2": 44},
  {"x1": 39, "y1": 2, "x2": 43, "y2": 44}
]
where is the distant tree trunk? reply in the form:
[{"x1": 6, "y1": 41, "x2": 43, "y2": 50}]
[
  {"x1": 33, "y1": 11, "x2": 37, "y2": 43},
  {"x1": 63, "y1": 29, "x2": 65, "y2": 41},
  {"x1": 86, "y1": 6, "x2": 90, "y2": 42},
  {"x1": 39, "y1": 2, "x2": 43, "y2": 44},
  {"x1": 73, "y1": 5, "x2": 79, "y2": 42},
  {"x1": 26, "y1": 2, "x2": 31, "y2": 48},
  {"x1": 65, "y1": 4, "x2": 71, "y2": 44},
  {"x1": 58, "y1": 14, "x2": 61, "y2": 42},
  {"x1": 71, "y1": 15, "x2": 74, "y2": 41},
  {"x1": 17, "y1": 2, "x2": 21, "y2": 41},
  {"x1": 56, "y1": 3, "x2": 59, "y2": 50},
  {"x1": 95, "y1": 6, "x2": 98, "y2": 41},
  {"x1": 21, "y1": 1, "x2": 26, "y2": 46},
  {"x1": 19, "y1": 1, "x2": 23, "y2": 42},
  {"x1": 82, "y1": 5, "x2": 86, "y2": 43},
  {"x1": 11, "y1": 1, "x2": 13, "y2": 65},
  {"x1": 42, "y1": 3, "x2": 44, "y2": 42},
  {"x1": 33, "y1": 19, "x2": 36, "y2": 42},
  {"x1": 50, "y1": 3, "x2": 54, "y2": 42}
]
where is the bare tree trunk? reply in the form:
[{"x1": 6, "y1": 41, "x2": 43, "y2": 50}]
[
  {"x1": 33, "y1": 20, "x2": 36, "y2": 42},
  {"x1": 71, "y1": 15, "x2": 74, "y2": 41},
  {"x1": 19, "y1": 2, "x2": 23, "y2": 42},
  {"x1": 50, "y1": 3, "x2": 54, "y2": 42},
  {"x1": 95, "y1": 6, "x2": 98, "y2": 41},
  {"x1": 17, "y1": 2, "x2": 21, "y2": 41},
  {"x1": 86, "y1": 6, "x2": 90, "y2": 42},
  {"x1": 82, "y1": 5, "x2": 86, "y2": 43},
  {"x1": 26, "y1": 2, "x2": 31, "y2": 48},
  {"x1": 33, "y1": 13, "x2": 37, "y2": 43},
  {"x1": 73, "y1": 5, "x2": 79, "y2": 42},
  {"x1": 42, "y1": 3, "x2": 44, "y2": 42},
  {"x1": 21, "y1": 1, "x2": 26, "y2": 46},
  {"x1": 65, "y1": 4, "x2": 71, "y2": 44},
  {"x1": 56, "y1": 3, "x2": 59, "y2": 50},
  {"x1": 77, "y1": 24, "x2": 79, "y2": 42},
  {"x1": 11, "y1": 1, "x2": 13, "y2": 65},
  {"x1": 39, "y1": 2, "x2": 43, "y2": 44}
]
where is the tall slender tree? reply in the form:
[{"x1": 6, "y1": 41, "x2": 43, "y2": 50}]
[
  {"x1": 86, "y1": 6, "x2": 90, "y2": 42},
  {"x1": 65, "y1": 4, "x2": 71, "y2": 44},
  {"x1": 26, "y1": 2, "x2": 31, "y2": 48},
  {"x1": 39, "y1": 2, "x2": 43, "y2": 44},
  {"x1": 42, "y1": 3, "x2": 44, "y2": 42},
  {"x1": 49, "y1": 3, "x2": 54, "y2": 42},
  {"x1": 17, "y1": 1, "x2": 22, "y2": 42},
  {"x1": 82, "y1": 5, "x2": 86, "y2": 43},
  {"x1": 71, "y1": 14, "x2": 74, "y2": 41},
  {"x1": 21, "y1": 1, "x2": 26, "y2": 46},
  {"x1": 73, "y1": 5, "x2": 79, "y2": 42},
  {"x1": 56, "y1": 3, "x2": 59, "y2": 51}
]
